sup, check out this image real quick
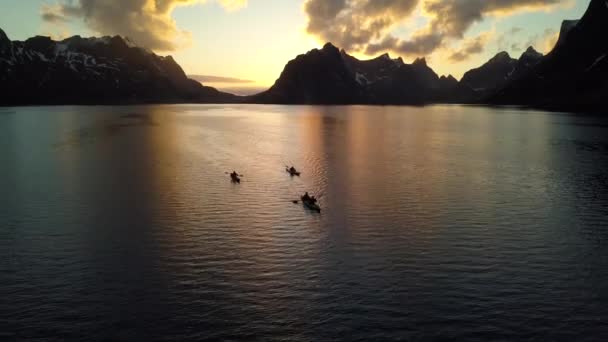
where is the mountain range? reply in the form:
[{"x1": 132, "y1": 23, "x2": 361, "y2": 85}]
[
  {"x1": 253, "y1": 0, "x2": 606, "y2": 111},
  {"x1": 489, "y1": 0, "x2": 608, "y2": 111},
  {"x1": 0, "y1": 0, "x2": 606, "y2": 111},
  {"x1": 0, "y1": 31, "x2": 235, "y2": 105},
  {"x1": 251, "y1": 43, "x2": 472, "y2": 105}
]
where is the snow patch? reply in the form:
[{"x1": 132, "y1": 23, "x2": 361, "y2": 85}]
[
  {"x1": 89, "y1": 37, "x2": 112, "y2": 45},
  {"x1": 586, "y1": 54, "x2": 607, "y2": 72},
  {"x1": 96, "y1": 63, "x2": 120, "y2": 71},
  {"x1": 0, "y1": 57, "x2": 15, "y2": 66},
  {"x1": 355, "y1": 72, "x2": 369, "y2": 85},
  {"x1": 506, "y1": 67, "x2": 516, "y2": 78},
  {"x1": 35, "y1": 52, "x2": 49, "y2": 62},
  {"x1": 84, "y1": 66, "x2": 102, "y2": 76}
]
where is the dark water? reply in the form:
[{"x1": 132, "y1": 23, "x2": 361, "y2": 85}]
[{"x1": 1, "y1": 105, "x2": 608, "y2": 341}]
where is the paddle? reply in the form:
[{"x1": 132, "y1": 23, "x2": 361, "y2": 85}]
[
  {"x1": 225, "y1": 172, "x2": 245, "y2": 177},
  {"x1": 285, "y1": 165, "x2": 301, "y2": 176},
  {"x1": 292, "y1": 197, "x2": 322, "y2": 213}
]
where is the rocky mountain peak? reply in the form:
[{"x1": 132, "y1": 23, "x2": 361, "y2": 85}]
[
  {"x1": 413, "y1": 57, "x2": 427, "y2": 66},
  {"x1": 0, "y1": 28, "x2": 9, "y2": 44},
  {"x1": 0, "y1": 28, "x2": 11, "y2": 54},
  {"x1": 520, "y1": 46, "x2": 543, "y2": 61},
  {"x1": 555, "y1": 20, "x2": 579, "y2": 48},
  {"x1": 0, "y1": 27, "x2": 235, "y2": 105},
  {"x1": 321, "y1": 42, "x2": 339, "y2": 54},
  {"x1": 490, "y1": 51, "x2": 512, "y2": 63}
]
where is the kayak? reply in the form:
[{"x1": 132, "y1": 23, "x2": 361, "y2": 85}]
[
  {"x1": 286, "y1": 168, "x2": 301, "y2": 176},
  {"x1": 301, "y1": 196, "x2": 321, "y2": 213},
  {"x1": 230, "y1": 174, "x2": 241, "y2": 183}
]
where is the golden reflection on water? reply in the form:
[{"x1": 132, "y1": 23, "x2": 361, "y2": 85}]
[
  {"x1": 46, "y1": 104, "x2": 561, "y2": 267},
  {"x1": 4, "y1": 105, "x2": 608, "y2": 340}
]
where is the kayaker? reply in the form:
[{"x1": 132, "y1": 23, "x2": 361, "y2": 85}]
[
  {"x1": 231, "y1": 171, "x2": 238, "y2": 177},
  {"x1": 303, "y1": 192, "x2": 311, "y2": 201},
  {"x1": 290, "y1": 166, "x2": 297, "y2": 173},
  {"x1": 310, "y1": 196, "x2": 317, "y2": 204}
]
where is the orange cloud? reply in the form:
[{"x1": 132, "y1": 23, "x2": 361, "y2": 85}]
[
  {"x1": 448, "y1": 32, "x2": 494, "y2": 62},
  {"x1": 305, "y1": 0, "x2": 566, "y2": 58},
  {"x1": 41, "y1": 0, "x2": 247, "y2": 51}
]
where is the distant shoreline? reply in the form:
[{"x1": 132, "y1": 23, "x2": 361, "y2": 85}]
[{"x1": 1, "y1": 101, "x2": 604, "y2": 115}]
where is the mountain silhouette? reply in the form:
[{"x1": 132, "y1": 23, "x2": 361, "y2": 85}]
[
  {"x1": 251, "y1": 43, "x2": 364, "y2": 104},
  {"x1": 0, "y1": 0, "x2": 604, "y2": 112},
  {"x1": 460, "y1": 52, "x2": 518, "y2": 99},
  {"x1": 0, "y1": 30, "x2": 236, "y2": 105},
  {"x1": 490, "y1": 0, "x2": 608, "y2": 111},
  {"x1": 250, "y1": 43, "x2": 469, "y2": 105}
]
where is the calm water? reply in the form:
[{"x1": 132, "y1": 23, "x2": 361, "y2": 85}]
[{"x1": 1, "y1": 104, "x2": 608, "y2": 341}]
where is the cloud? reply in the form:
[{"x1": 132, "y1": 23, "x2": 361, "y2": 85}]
[
  {"x1": 304, "y1": 0, "x2": 420, "y2": 53},
  {"x1": 365, "y1": 32, "x2": 443, "y2": 56},
  {"x1": 41, "y1": 0, "x2": 247, "y2": 51},
  {"x1": 41, "y1": 5, "x2": 73, "y2": 40},
  {"x1": 188, "y1": 75, "x2": 254, "y2": 83},
  {"x1": 304, "y1": 0, "x2": 564, "y2": 57},
  {"x1": 525, "y1": 27, "x2": 558, "y2": 53},
  {"x1": 41, "y1": 5, "x2": 69, "y2": 23},
  {"x1": 448, "y1": 32, "x2": 492, "y2": 62}
]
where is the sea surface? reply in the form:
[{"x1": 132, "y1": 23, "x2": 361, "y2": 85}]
[{"x1": 1, "y1": 104, "x2": 608, "y2": 341}]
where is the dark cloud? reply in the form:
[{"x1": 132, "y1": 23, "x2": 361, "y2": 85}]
[
  {"x1": 366, "y1": 32, "x2": 443, "y2": 56},
  {"x1": 41, "y1": 6, "x2": 69, "y2": 23},
  {"x1": 304, "y1": 0, "x2": 420, "y2": 52},
  {"x1": 448, "y1": 33, "x2": 490, "y2": 62},
  {"x1": 423, "y1": 0, "x2": 560, "y2": 39},
  {"x1": 188, "y1": 75, "x2": 254, "y2": 83},
  {"x1": 41, "y1": 0, "x2": 247, "y2": 51},
  {"x1": 304, "y1": 0, "x2": 563, "y2": 57}
]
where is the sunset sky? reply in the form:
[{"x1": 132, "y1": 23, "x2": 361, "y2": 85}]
[{"x1": 0, "y1": 0, "x2": 590, "y2": 94}]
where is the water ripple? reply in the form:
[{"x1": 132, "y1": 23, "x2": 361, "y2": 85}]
[{"x1": 1, "y1": 105, "x2": 608, "y2": 341}]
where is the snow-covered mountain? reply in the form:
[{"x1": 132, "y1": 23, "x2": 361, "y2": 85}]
[{"x1": 0, "y1": 29, "x2": 236, "y2": 105}]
